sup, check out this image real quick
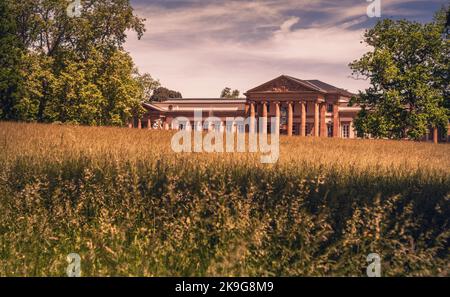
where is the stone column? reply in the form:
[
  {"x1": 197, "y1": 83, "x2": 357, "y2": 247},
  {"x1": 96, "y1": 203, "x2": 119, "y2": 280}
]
[
  {"x1": 300, "y1": 101, "x2": 306, "y2": 136},
  {"x1": 261, "y1": 101, "x2": 268, "y2": 134},
  {"x1": 249, "y1": 101, "x2": 256, "y2": 134},
  {"x1": 333, "y1": 103, "x2": 340, "y2": 138},
  {"x1": 314, "y1": 101, "x2": 320, "y2": 137},
  {"x1": 128, "y1": 119, "x2": 133, "y2": 129},
  {"x1": 320, "y1": 103, "x2": 326, "y2": 137},
  {"x1": 275, "y1": 101, "x2": 280, "y2": 135},
  {"x1": 147, "y1": 118, "x2": 151, "y2": 130},
  {"x1": 433, "y1": 127, "x2": 439, "y2": 144},
  {"x1": 287, "y1": 101, "x2": 293, "y2": 137},
  {"x1": 138, "y1": 118, "x2": 142, "y2": 129}
]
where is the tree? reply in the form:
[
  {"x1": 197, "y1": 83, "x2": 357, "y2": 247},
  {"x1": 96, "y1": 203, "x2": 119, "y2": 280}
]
[
  {"x1": 0, "y1": 0, "x2": 148, "y2": 126},
  {"x1": 42, "y1": 49, "x2": 144, "y2": 126},
  {"x1": 0, "y1": 0, "x2": 23, "y2": 120},
  {"x1": 150, "y1": 87, "x2": 182, "y2": 102},
  {"x1": 135, "y1": 72, "x2": 160, "y2": 101},
  {"x1": 220, "y1": 87, "x2": 240, "y2": 98},
  {"x1": 12, "y1": 0, "x2": 145, "y2": 57},
  {"x1": 14, "y1": 53, "x2": 55, "y2": 122},
  {"x1": 349, "y1": 8, "x2": 449, "y2": 140}
]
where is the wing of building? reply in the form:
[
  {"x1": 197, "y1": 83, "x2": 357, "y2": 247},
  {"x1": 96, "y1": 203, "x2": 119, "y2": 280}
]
[{"x1": 137, "y1": 75, "x2": 361, "y2": 138}]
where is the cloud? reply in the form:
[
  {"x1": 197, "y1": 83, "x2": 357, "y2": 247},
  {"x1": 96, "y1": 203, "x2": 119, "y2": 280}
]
[
  {"x1": 125, "y1": 0, "x2": 446, "y2": 97},
  {"x1": 279, "y1": 17, "x2": 301, "y2": 34}
]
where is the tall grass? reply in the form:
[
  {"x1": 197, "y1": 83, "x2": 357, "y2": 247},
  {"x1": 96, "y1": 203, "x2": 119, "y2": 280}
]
[{"x1": 0, "y1": 122, "x2": 449, "y2": 276}]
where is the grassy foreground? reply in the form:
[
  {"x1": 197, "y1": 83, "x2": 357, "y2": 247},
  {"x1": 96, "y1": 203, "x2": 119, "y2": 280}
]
[{"x1": 0, "y1": 122, "x2": 449, "y2": 276}]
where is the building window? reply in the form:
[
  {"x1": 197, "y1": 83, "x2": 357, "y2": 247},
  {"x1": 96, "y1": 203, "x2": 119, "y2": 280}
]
[
  {"x1": 327, "y1": 104, "x2": 333, "y2": 113},
  {"x1": 267, "y1": 104, "x2": 270, "y2": 114},
  {"x1": 327, "y1": 124, "x2": 333, "y2": 137},
  {"x1": 280, "y1": 106, "x2": 287, "y2": 125},
  {"x1": 306, "y1": 123, "x2": 313, "y2": 136},
  {"x1": 178, "y1": 121, "x2": 191, "y2": 130},
  {"x1": 342, "y1": 124, "x2": 350, "y2": 138}
]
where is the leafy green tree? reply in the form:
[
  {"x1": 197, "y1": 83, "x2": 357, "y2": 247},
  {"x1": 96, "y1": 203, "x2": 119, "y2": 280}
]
[
  {"x1": 0, "y1": 0, "x2": 148, "y2": 126},
  {"x1": 0, "y1": 0, "x2": 24, "y2": 120},
  {"x1": 350, "y1": 9, "x2": 449, "y2": 140},
  {"x1": 433, "y1": 7, "x2": 450, "y2": 115},
  {"x1": 220, "y1": 87, "x2": 240, "y2": 99},
  {"x1": 43, "y1": 52, "x2": 102, "y2": 125},
  {"x1": 95, "y1": 50, "x2": 145, "y2": 125},
  {"x1": 135, "y1": 72, "x2": 160, "y2": 102},
  {"x1": 15, "y1": 53, "x2": 55, "y2": 122},
  {"x1": 12, "y1": 0, "x2": 145, "y2": 57},
  {"x1": 42, "y1": 48, "x2": 146, "y2": 126},
  {"x1": 150, "y1": 87, "x2": 182, "y2": 102}
]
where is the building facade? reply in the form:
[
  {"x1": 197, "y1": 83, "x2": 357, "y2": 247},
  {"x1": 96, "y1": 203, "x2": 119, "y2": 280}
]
[{"x1": 137, "y1": 75, "x2": 360, "y2": 139}]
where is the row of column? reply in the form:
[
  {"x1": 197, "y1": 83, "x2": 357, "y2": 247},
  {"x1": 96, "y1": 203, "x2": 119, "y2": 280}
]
[
  {"x1": 128, "y1": 118, "x2": 169, "y2": 130},
  {"x1": 248, "y1": 101, "x2": 340, "y2": 137},
  {"x1": 128, "y1": 111, "x2": 445, "y2": 143}
]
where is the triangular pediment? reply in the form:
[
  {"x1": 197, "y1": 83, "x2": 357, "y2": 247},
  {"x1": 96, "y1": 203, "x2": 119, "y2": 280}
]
[{"x1": 246, "y1": 75, "x2": 323, "y2": 93}]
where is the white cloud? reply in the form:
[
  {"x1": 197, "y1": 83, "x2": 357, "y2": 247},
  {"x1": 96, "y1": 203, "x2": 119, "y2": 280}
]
[
  {"x1": 279, "y1": 17, "x2": 301, "y2": 34},
  {"x1": 125, "y1": 0, "x2": 442, "y2": 97}
]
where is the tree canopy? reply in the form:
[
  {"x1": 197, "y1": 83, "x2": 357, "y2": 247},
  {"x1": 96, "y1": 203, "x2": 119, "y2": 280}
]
[
  {"x1": 0, "y1": 0, "x2": 23, "y2": 120},
  {"x1": 220, "y1": 87, "x2": 240, "y2": 99},
  {"x1": 150, "y1": 87, "x2": 182, "y2": 102},
  {"x1": 350, "y1": 7, "x2": 449, "y2": 140},
  {"x1": 0, "y1": 0, "x2": 153, "y2": 126},
  {"x1": 135, "y1": 72, "x2": 161, "y2": 102}
]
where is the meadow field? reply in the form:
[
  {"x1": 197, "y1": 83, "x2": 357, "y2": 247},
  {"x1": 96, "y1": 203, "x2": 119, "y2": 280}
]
[{"x1": 0, "y1": 122, "x2": 449, "y2": 276}]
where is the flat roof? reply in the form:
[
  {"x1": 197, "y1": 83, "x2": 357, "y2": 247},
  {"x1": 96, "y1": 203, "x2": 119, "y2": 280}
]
[{"x1": 155, "y1": 99, "x2": 247, "y2": 104}]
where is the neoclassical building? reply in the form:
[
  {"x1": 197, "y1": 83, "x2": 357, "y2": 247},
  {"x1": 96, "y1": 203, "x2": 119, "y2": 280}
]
[
  {"x1": 244, "y1": 75, "x2": 359, "y2": 138},
  {"x1": 139, "y1": 75, "x2": 359, "y2": 138},
  {"x1": 134, "y1": 74, "x2": 450, "y2": 142},
  {"x1": 137, "y1": 75, "x2": 361, "y2": 138}
]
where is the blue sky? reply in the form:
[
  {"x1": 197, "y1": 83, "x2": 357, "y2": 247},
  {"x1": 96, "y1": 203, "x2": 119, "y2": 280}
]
[{"x1": 125, "y1": 0, "x2": 448, "y2": 97}]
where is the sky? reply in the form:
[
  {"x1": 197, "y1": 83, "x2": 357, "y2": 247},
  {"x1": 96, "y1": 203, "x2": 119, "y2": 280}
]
[{"x1": 125, "y1": 0, "x2": 447, "y2": 98}]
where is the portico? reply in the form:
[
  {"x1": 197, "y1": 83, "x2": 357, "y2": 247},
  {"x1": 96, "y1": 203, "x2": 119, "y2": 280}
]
[
  {"x1": 244, "y1": 75, "x2": 353, "y2": 137},
  {"x1": 139, "y1": 75, "x2": 360, "y2": 139}
]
